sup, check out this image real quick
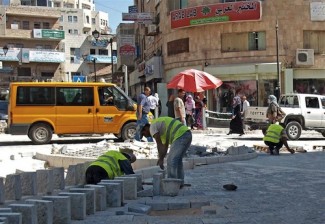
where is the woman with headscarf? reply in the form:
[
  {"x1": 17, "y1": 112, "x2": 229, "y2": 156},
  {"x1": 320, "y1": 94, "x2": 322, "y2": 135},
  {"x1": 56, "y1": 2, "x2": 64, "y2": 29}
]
[
  {"x1": 185, "y1": 94, "x2": 195, "y2": 130},
  {"x1": 266, "y1": 94, "x2": 285, "y2": 124},
  {"x1": 227, "y1": 95, "x2": 245, "y2": 136}
]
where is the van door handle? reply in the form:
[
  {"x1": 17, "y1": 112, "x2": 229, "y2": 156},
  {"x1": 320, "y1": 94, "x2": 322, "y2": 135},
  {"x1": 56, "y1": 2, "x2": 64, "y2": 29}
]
[{"x1": 88, "y1": 108, "x2": 92, "y2": 113}]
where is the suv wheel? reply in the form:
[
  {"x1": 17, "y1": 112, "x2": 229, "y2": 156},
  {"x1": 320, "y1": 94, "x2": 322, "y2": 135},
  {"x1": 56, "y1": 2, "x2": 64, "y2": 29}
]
[{"x1": 285, "y1": 121, "x2": 302, "y2": 140}]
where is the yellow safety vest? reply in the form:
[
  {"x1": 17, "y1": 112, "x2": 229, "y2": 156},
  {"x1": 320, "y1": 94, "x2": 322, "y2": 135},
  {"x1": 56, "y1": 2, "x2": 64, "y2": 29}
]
[
  {"x1": 89, "y1": 151, "x2": 127, "y2": 179},
  {"x1": 263, "y1": 124, "x2": 283, "y2": 143},
  {"x1": 152, "y1": 117, "x2": 188, "y2": 145}
]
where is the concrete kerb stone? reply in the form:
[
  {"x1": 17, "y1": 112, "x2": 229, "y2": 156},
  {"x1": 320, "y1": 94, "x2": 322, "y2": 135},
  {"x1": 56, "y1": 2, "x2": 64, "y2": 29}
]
[
  {"x1": 69, "y1": 188, "x2": 95, "y2": 216},
  {"x1": 168, "y1": 198, "x2": 190, "y2": 210},
  {"x1": 101, "y1": 179, "x2": 125, "y2": 205},
  {"x1": 84, "y1": 184, "x2": 106, "y2": 211},
  {"x1": 65, "y1": 165, "x2": 77, "y2": 186},
  {"x1": 42, "y1": 196, "x2": 71, "y2": 224},
  {"x1": 26, "y1": 199, "x2": 53, "y2": 224},
  {"x1": 4, "y1": 174, "x2": 22, "y2": 201},
  {"x1": 59, "y1": 192, "x2": 86, "y2": 220},
  {"x1": 0, "y1": 217, "x2": 8, "y2": 224},
  {"x1": 36, "y1": 169, "x2": 54, "y2": 195},
  {"x1": 51, "y1": 167, "x2": 65, "y2": 190},
  {"x1": 153, "y1": 173, "x2": 163, "y2": 196},
  {"x1": 8, "y1": 204, "x2": 37, "y2": 224},
  {"x1": 97, "y1": 182, "x2": 122, "y2": 208},
  {"x1": 20, "y1": 172, "x2": 37, "y2": 196},
  {"x1": 0, "y1": 178, "x2": 5, "y2": 204},
  {"x1": 115, "y1": 176, "x2": 137, "y2": 200},
  {"x1": 0, "y1": 213, "x2": 22, "y2": 224},
  {"x1": 127, "y1": 174, "x2": 143, "y2": 192},
  {"x1": 127, "y1": 203, "x2": 151, "y2": 214}
]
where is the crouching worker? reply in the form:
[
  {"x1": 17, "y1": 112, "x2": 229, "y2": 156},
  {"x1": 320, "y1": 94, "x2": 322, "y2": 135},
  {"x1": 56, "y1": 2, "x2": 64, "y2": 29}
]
[
  {"x1": 263, "y1": 122, "x2": 295, "y2": 155},
  {"x1": 141, "y1": 117, "x2": 192, "y2": 188},
  {"x1": 85, "y1": 150, "x2": 136, "y2": 184}
]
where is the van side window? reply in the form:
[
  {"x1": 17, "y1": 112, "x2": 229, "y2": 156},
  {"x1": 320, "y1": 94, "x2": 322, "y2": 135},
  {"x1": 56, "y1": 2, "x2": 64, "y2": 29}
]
[
  {"x1": 306, "y1": 97, "x2": 319, "y2": 109},
  {"x1": 56, "y1": 87, "x2": 93, "y2": 106},
  {"x1": 16, "y1": 87, "x2": 55, "y2": 105}
]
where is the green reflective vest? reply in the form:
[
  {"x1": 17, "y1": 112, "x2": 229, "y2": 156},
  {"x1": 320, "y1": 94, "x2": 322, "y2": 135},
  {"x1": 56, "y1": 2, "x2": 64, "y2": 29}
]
[
  {"x1": 89, "y1": 151, "x2": 127, "y2": 179},
  {"x1": 263, "y1": 124, "x2": 283, "y2": 143},
  {"x1": 152, "y1": 117, "x2": 189, "y2": 145}
]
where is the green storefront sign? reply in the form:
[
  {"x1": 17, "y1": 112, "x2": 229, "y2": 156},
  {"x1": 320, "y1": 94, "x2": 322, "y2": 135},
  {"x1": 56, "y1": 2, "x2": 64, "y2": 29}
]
[{"x1": 42, "y1": 30, "x2": 65, "y2": 39}]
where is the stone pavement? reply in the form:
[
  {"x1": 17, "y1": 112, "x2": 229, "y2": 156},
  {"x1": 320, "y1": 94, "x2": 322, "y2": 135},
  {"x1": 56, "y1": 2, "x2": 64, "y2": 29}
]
[{"x1": 71, "y1": 152, "x2": 325, "y2": 224}]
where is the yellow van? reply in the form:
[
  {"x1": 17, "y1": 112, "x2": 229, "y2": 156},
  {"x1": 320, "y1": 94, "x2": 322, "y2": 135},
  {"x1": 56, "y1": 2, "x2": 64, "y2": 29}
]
[{"x1": 6, "y1": 82, "x2": 139, "y2": 144}]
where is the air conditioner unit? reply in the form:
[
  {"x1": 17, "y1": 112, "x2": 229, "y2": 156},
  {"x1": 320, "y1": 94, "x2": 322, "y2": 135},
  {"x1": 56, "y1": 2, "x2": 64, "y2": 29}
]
[
  {"x1": 296, "y1": 49, "x2": 314, "y2": 66},
  {"x1": 147, "y1": 25, "x2": 157, "y2": 35}
]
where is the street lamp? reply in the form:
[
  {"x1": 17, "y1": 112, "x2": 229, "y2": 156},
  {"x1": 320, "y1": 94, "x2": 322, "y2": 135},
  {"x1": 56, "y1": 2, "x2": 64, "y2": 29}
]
[
  {"x1": 3, "y1": 45, "x2": 8, "y2": 56},
  {"x1": 92, "y1": 29, "x2": 100, "y2": 42},
  {"x1": 109, "y1": 38, "x2": 114, "y2": 76},
  {"x1": 275, "y1": 19, "x2": 281, "y2": 99}
]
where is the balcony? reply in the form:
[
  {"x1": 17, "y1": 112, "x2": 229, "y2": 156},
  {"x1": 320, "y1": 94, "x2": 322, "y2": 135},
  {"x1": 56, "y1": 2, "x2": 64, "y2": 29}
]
[
  {"x1": 5, "y1": 6, "x2": 61, "y2": 18},
  {"x1": 4, "y1": 29, "x2": 64, "y2": 41}
]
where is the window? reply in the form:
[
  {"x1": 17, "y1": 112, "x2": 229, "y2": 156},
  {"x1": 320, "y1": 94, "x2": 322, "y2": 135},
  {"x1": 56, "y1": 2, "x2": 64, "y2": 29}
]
[
  {"x1": 16, "y1": 87, "x2": 55, "y2": 105},
  {"x1": 86, "y1": 16, "x2": 90, "y2": 24},
  {"x1": 68, "y1": 16, "x2": 72, "y2": 22},
  {"x1": 279, "y1": 95, "x2": 299, "y2": 108},
  {"x1": 99, "y1": 49, "x2": 108, "y2": 55},
  {"x1": 59, "y1": 16, "x2": 63, "y2": 22},
  {"x1": 305, "y1": 97, "x2": 319, "y2": 109},
  {"x1": 92, "y1": 18, "x2": 96, "y2": 25},
  {"x1": 168, "y1": 0, "x2": 188, "y2": 11},
  {"x1": 221, "y1": 31, "x2": 266, "y2": 52},
  {"x1": 57, "y1": 87, "x2": 93, "y2": 106},
  {"x1": 22, "y1": 21, "x2": 29, "y2": 30},
  {"x1": 90, "y1": 49, "x2": 96, "y2": 54},
  {"x1": 17, "y1": 67, "x2": 31, "y2": 76},
  {"x1": 34, "y1": 22, "x2": 41, "y2": 29},
  {"x1": 73, "y1": 16, "x2": 78, "y2": 23},
  {"x1": 98, "y1": 86, "x2": 128, "y2": 110},
  {"x1": 303, "y1": 31, "x2": 325, "y2": 54},
  {"x1": 43, "y1": 22, "x2": 50, "y2": 29},
  {"x1": 41, "y1": 72, "x2": 54, "y2": 77}
]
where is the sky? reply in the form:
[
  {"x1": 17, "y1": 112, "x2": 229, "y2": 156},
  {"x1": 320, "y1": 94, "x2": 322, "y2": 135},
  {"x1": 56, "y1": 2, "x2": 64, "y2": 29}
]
[{"x1": 95, "y1": 0, "x2": 134, "y2": 34}]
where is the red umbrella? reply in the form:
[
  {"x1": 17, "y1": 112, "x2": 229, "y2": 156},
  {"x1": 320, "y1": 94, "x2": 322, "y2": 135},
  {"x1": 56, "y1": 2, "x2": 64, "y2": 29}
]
[{"x1": 167, "y1": 69, "x2": 223, "y2": 92}]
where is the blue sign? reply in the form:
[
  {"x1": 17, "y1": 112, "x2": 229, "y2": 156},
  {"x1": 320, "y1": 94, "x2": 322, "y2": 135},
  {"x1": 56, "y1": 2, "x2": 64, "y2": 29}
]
[
  {"x1": 72, "y1": 76, "x2": 86, "y2": 82},
  {"x1": 128, "y1": 5, "x2": 138, "y2": 13}
]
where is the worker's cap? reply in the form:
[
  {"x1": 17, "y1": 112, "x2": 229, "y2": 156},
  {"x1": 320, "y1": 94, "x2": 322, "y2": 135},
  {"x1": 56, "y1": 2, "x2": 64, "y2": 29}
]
[{"x1": 122, "y1": 152, "x2": 136, "y2": 163}]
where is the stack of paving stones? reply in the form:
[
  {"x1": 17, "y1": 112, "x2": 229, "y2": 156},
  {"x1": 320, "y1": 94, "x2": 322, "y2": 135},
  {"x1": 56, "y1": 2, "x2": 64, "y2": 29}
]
[{"x1": 0, "y1": 146, "x2": 257, "y2": 224}]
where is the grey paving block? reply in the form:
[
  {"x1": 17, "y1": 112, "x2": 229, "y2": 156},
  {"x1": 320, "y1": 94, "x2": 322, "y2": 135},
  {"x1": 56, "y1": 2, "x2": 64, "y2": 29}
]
[
  {"x1": 97, "y1": 182, "x2": 122, "y2": 207},
  {"x1": 0, "y1": 178, "x2": 4, "y2": 204},
  {"x1": 20, "y1": 172, "x2": 37, "y2": 196},
  {"x1": 145, "y1": 201, "x2": 168, "y2": 211},
  {"x1": 36, "y1": 169, "x2": 54, "y2": 195},
  {"x1": 0, "y1": 217, "x2": 8, "y2": 224},
  {"x1": 101, "y1": 179, "x2": 125, "y2": 204},
  {"x1": 190, "y1": 199, "x2": 210, "y2": 208},
  {"x1": 0, "y1": 213, "x2": 21, "y2": 224},
  {"x1": 0, "y1": 208, "x2": 12, "y2": 213},
  {"x1": 69, "y1": 188, "x2": 95, "y2": 215},
  {"x1": 115, "y1": 176, "x2": 137, "y2": 200},
  {"x1": 168, "y1": 199, "x2": 190, "y2": 210},
  {"x1": 59, "y1": 192, "x2": 86, "y2": 220},
  {"x1": 137, "y1": 188, "x2": 153, "y2": 197},
  {"x1": 9, "y1": 204, "x2": 37, "y2": 224},
  {"x1": 51, "y1": 167, "x2": 65, "y2": 190},
  {"x1": 4, "y1": 174, "x2": 21, "y2": 200},
  {"x1": 84, "y1": 184, "x2": 107, "y2": 211},
  {"x1": 42, "y1": 196, "x2": 71, "y2": 224},
  {"x1": 127, "y1": 174, "x2": 143, "y2": 192},
  {"x1": 127, "y1": 203, "x2": 151, "y2": 214},
  {"x1": 26, "y1": 199, "x2": 53, "y2": 224},
  {"x1": 201, "y1": 205, "x2": 218, "y2": 215}
]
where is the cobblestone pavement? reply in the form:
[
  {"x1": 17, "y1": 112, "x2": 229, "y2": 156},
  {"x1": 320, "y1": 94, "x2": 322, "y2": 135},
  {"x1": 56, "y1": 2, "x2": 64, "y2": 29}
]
[{"x1": 72, "y1": 152, "x2": 325, "y2": 224}]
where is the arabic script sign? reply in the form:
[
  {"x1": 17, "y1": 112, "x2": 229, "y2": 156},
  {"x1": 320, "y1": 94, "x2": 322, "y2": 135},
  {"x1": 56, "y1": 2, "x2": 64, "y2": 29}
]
[{"x1": 170, "y1": 1, "x2": 262, "y2": 29}]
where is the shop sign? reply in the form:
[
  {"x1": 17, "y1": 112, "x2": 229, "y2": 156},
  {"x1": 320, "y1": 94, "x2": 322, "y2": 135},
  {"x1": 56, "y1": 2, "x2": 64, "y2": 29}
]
[
  {"x1": 171, "y1": 1, "x2": 262, "y2": 29},
  {"x1": 122, "y1": 13, "x2": 153, "y2": 22},
  {"x1": 28, "y1": 50, "x2": 65, "y2": 63},
  {"x1": 33, "y1": 29, "x2": 65, "y2": 39},
  {"x1": 120, "y1": 44, "x2": 136, "y2": 55},
  {"x1": 128, "y1": 5, "x2": 138, "y2": 13}
]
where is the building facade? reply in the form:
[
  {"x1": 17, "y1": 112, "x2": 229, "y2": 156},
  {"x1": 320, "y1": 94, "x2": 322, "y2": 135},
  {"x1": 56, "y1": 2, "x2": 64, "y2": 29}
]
[{"x1": 129, "y1": 0, "x2": 325, "y2": 113}]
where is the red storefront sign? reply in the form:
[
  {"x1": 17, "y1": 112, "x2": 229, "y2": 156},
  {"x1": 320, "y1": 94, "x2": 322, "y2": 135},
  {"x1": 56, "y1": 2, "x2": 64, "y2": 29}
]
[
  {"x1": 171, "y1": 1, "x2": 262, "y2": 29},
  {"x1": 119, "y1": 44, "x2": 135, "y2": 55}
]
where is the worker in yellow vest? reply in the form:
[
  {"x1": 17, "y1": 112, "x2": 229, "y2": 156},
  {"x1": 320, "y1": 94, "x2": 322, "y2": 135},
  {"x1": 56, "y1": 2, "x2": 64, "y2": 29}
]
[
  {"x1": 85, "y1": 150, "x2": 136, "y2": 184},
  {"x1": 263, "y1": 123, "x2": 295, "y2": 155},
  {"x1": 141, "y1": 117, "x2": 192, "y2": 188}
]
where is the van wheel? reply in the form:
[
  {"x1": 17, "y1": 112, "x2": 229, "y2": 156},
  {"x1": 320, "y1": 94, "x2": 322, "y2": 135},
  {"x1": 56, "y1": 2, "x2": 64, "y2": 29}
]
[
  {"x1": 28, "y1": 123, "x2": 52, "y2": 144},
  {"x1": 121, "y1": 122, "x2": 137, "y2": 141},
  {"x1": 285, "y1": 121, "x2": 302, "y2": 140}
]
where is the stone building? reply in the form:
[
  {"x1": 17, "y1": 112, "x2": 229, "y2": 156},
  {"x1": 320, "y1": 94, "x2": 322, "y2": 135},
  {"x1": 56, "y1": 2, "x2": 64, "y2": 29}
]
[{"x1": 129, "y1": 0, "x2": 325, "y2": 112}]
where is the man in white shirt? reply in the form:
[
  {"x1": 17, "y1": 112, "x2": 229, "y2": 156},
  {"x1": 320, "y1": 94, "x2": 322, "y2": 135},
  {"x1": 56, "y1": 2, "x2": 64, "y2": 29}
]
[
  {"x1": 148, "y1": 94, "x2": 159, "y2": 118},
  {"x1": 174, "y1": 89, "x2": 186, "y2": 125},
  {"x1": 241, "y1": 95, "x2": 250, "y2": 130}
]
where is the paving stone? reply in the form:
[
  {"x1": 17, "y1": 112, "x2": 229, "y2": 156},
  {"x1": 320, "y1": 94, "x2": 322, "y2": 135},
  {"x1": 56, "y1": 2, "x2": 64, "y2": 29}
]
[
  {"x1": 127, "y1": 203, "x2": 151, "y2": 214},
  {"x1": 168, "y1": 199, "x2": 190, "y2": 210},
  {"x1": 0, "y1": 213, "x2": 21, "y2": 224},
  {"x1": 145, "y1": 201, "x2": 168, "y2": 211}
]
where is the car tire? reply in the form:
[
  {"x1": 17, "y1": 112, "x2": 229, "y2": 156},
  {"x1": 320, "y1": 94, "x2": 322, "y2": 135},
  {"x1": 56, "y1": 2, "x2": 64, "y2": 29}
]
[
  {"x1": 121, "y1": 122, "x2": 137, "y2": 141},
  {"x1": 28, "y1": 123, "x2": 53, "y2": 144},
  {"x1": 285, "y1": 121, "x2": 302, "y2": 140}
]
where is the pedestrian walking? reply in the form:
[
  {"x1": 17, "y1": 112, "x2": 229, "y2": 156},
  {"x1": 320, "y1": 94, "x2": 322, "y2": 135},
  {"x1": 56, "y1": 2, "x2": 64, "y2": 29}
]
[
  {"x1": 266, "y1": 95, "x2": 286, "y2": 124},
  {"x1": 241, "y1": 95, "x2": 250, "y2": 131},
  {"x1": 185, "y1": 94, "x2": 195, "y2": 130},
  {"x1": 148, "y1": 93, "x2": 159, "y2": 118},
  {"x1": 166, "y1": 94, "x2": 175, "y2": 118},
  {"x1": 85, "y1": 150, "x2": 136, "y2": 184},
  {"x1": 174, "y1": 89, "x2": 186, "y2": 125},
  {"x1": 135, "y1": 87, "x2": 153, "y2": 142},
  {"x1": 141, "y1": 117, "x2": 192, "y2": 188},
  {"x1": 227, "y1": 95, "x2": 245, "y2": 136},
  {"x1": 263, "y1": 122, "x2": 295, "y2": 155}
]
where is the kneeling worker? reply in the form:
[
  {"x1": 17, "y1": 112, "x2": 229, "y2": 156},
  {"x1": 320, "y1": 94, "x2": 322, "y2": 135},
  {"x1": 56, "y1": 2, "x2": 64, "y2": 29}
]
[
  {"x1": 85, "y1": 150, "x2": 136, "y2": 184},
  {"x1": 263, "y1": 122, "x2": 295, "y2": 155},
  {"x1": 141, "y1": 117, "x2": 192, "y2": 188}
]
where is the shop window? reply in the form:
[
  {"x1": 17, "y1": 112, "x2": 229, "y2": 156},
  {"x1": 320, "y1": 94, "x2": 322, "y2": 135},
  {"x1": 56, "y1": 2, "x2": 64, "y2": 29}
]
[
  {"x1": 293, "y1": 79, "x2": 325, "y2": 94},
  {"x1": 303, "y1": 31, "x2": 325, "y2": 54},
  {"x1": 17, "y1": 67, "x2": 31, "y2": 76},
  {"x1": 222, "y1": 31, "x2": 266, "y2": 52}
]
